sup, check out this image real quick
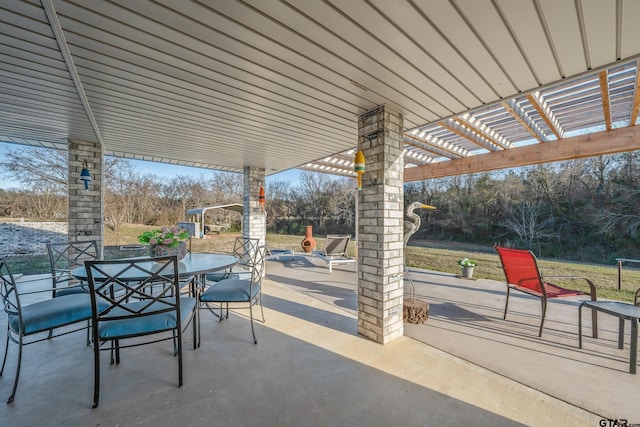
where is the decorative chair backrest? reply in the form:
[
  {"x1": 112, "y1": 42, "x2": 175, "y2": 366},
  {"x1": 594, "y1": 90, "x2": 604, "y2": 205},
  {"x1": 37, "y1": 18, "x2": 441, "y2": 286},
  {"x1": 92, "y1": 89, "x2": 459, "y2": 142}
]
[
  {"x1": 47, "y1": 240, "x2": 100, "y2": 271},
  {"x1": 84, "y1": 256, "x2": 180, "y2": 323},
  {"x1": 250, "y1": 245, "x2": 268, "y2": 283},
  {"x1": 495, "y1": 246, "x2": 544, "y2": 294},
  {"x1": 47, "y1": 241, "x2": 99, "y2": 288},
  {"x1": 0, "y1": 258, "x2": 20, "y2": 317},
  {"x1": 233, "y1": 237, "x2": 260, "y2": 266}
]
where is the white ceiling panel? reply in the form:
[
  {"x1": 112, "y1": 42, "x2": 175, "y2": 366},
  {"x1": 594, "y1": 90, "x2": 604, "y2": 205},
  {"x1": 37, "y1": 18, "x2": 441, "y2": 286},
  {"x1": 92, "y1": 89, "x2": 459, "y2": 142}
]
[
  {"x1": 0, "y1": 0, "x2": 639, "y2": 177},
  {"x1": 369, "y1": 0, "x2": 496, "y2": 105},
  {"x1": 620, "y1": 0, "x2": 640, "y2": 59},
  {"x1": 581, "y1": 0, "x2": 618, "y2": 67},
  {"x1": 539, "y1": 0, "x2": 587, "y2": 77},
  {"x1": 497, "y1": 0, "x2": 561, "y2": 83},
  {"x1": 451, "y1": 0, "x2": 537, "y2": 93}
]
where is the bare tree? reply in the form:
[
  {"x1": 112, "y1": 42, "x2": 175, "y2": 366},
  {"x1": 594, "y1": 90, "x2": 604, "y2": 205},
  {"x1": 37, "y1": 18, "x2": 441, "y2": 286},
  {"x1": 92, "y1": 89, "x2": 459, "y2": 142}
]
[
  {"x1": 0, "y1": 146, "x2": 68, "y2": 192},
  {"x1": 1, "y1": 145, "x2": 123, "y2": 193},
  {"x1": 502, "y1": 200, "x2": 555, "y2": 249}
]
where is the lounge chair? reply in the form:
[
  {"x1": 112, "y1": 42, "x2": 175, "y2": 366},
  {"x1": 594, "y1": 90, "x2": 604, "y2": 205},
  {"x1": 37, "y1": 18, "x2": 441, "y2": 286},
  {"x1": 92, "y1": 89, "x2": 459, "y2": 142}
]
[
  {"x1": 312, "y1": 235, "x2": 356, "y2": 273},
  {"x1": 495, "y1": 246, "x2": 597, "y2": 337}
]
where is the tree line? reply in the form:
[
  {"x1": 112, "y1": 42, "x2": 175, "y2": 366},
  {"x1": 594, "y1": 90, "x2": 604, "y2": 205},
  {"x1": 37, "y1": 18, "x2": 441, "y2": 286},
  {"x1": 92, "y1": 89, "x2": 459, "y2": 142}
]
[{"x1": 2, "y1": 146, "x2": 640, "y2": 263}]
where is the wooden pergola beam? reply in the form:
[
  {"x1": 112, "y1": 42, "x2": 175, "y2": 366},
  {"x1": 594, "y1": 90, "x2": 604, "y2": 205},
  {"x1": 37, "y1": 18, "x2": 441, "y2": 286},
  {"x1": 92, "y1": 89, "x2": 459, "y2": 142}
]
[
  {"x1": 526, "y1": 93, "x2": 564, "y2": 140},
  {"x1": 438, "y1": 119, "x2": 500, "y2": 152},
  {"x1": 501, "y1": 100, "x2": 545, "y2": 142},
  {"x1": 599, "y1": 70, "x2": 612, "y2": 130},
  {"x1": 630, "y1": 65, "x2": 640, "y2": 126},
  {"x1": 404, "y1": 125, "x2": 640, "y2": 181},
  {"x1": 454, "y1": 115, "x2": 511, "y2": 150},
  {"x1": 403, "y1": 134, "x2": 460, "y2": 159}
]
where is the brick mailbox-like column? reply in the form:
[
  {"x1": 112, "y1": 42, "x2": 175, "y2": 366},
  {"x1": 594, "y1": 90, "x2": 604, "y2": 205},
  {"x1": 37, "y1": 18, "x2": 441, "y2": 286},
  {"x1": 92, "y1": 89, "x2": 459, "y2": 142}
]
[
  {"x1": 68, "y1": 140, "x2": 103, "y2": 247},
  {"x1": 357, "y1": 105, "x2": 405, "y2": 344},
  {"x1": 243, "y1": 166, "x2": 266, "y2": 246}
]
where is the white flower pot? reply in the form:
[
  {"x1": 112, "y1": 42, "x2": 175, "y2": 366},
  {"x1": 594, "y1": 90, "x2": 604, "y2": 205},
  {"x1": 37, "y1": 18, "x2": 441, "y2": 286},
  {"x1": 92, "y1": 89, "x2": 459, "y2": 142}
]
[{"x1": 461, "y1": 266, "x2": 474, "y2": 278}]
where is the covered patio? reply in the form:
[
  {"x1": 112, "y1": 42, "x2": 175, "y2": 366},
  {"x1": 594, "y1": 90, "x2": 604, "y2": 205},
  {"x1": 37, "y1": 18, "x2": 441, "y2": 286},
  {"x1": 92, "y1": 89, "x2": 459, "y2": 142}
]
[
  {"x1": 2, "y1": 1, "x2": 640, "y2": 423},
  {"x1": 1, "y1": 256, "x2": 616, "y2": 425}
]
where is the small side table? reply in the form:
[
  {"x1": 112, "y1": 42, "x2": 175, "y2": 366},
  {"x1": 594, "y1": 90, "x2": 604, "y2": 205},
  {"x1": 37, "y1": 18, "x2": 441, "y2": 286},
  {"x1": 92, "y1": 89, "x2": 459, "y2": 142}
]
[{"x1": 579, "y1": 300, "x2": 640, "y2": 374}]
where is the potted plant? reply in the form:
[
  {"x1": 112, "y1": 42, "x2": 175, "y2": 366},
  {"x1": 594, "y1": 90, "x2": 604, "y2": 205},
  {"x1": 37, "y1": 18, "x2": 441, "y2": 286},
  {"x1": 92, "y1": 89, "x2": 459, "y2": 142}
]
[
  {"x1": 457, "y1": 258, "x2": 477, "y2": 278},
  {"x1": 138, "y1": 227, "x2": 190, "y2": 260}
]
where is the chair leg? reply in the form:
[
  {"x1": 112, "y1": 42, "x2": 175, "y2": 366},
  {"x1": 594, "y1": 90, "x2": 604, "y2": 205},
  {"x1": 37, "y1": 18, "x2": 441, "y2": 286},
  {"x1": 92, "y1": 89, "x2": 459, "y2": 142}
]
[
  {"x1": 258, "y1": 293, "x2": 265, "y2": 323},
  {"x1": 503, "y1": 287, "x2": 510, "y2": 320},
  {"x1": 177, "y1": 328, "x2": 184, "y2": 387},
  {"x1": 249, "y1": 302, "x2": 257, "y2": 344},
  {"x1": 193, "y1": 307, "x2": 200, "y2": 349},
  {"x1": 0, "y1": 327, "x2": 9, "y2": 376},
  {"x1": 93, "y1": 338, "x2": 101, "y2": 408},
  {"x1": 111, "y1": 339, "x2": 120, "y2": 365},
  {"x1": 86, "y1": 320, "x2": 91, "y2": 346},
  {"x1": 538, "y1": 297, "x2": 547, "y2": 337},
  {"x1": 172, "y1": 330, "x2": 178, "y2": 356},
  {"x1": 7, "y1": 334, "x2": 23, "y2": 403}
]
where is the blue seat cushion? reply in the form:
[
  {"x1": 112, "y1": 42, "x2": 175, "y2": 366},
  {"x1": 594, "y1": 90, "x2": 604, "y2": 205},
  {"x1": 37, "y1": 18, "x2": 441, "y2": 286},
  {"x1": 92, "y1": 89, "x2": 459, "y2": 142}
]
[
  {"x1": 54, "y1": 284, "x2": 89, "y2": 297},
  {"x1": 205, "y1": 272, "x2": 238, "y2": 282},
  {"x1": 98, "y1": 297, "x2": 196, "y2": 340},
  {"x1": 200, "y1": 279, "x2": 260, "y2": 303},
  {"x1": 9, "y1": 293, "x2": 107, "y2": 335}
]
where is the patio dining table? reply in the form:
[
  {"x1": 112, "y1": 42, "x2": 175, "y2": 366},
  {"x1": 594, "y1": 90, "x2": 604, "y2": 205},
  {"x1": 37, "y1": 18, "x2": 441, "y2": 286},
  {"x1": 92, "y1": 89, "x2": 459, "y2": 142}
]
[{"x1": 71, "y1": 252, "x2": 238, "y2": 295}]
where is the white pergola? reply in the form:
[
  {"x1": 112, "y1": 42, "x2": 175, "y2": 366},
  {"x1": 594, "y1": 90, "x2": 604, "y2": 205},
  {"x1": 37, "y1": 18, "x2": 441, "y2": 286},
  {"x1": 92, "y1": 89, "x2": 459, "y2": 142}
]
[{"x1": 1, "y1": 0, "x2": 639, "y2": 177}]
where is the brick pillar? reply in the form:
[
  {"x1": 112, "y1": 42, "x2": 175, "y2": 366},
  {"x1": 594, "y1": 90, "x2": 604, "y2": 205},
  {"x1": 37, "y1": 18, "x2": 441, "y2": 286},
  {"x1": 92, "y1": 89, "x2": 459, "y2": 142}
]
[
  {"x1": 243, "y1": 167, "x2": 266, "y2": 246},
  {"x1": 357, "y1": 105, "x2": 405, "y2": 344},
  {"x1": 68, "y1": 140, "x2": 103, "y2": 249}
]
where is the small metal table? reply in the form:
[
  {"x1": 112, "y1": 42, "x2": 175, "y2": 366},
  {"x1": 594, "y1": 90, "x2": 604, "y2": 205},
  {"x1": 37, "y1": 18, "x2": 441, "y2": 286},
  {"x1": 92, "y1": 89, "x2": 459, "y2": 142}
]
[{"x1": 579, "y1": 300, "x2": 640, "y2": 374}]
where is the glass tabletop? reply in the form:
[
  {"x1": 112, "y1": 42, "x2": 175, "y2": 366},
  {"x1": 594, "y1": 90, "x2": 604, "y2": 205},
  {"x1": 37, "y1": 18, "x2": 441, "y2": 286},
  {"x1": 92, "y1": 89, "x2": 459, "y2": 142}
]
[
  {"x1": 71, "y1": 253, "x2": 238, "y2": 281},
  {"x1": 581, "y1": 300, "x2": 640, "y2": 319}
]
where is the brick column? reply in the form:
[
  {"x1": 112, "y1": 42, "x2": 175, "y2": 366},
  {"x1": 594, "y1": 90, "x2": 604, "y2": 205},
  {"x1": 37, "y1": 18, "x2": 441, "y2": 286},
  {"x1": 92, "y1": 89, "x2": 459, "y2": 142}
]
[
  {"x1": 68, "y1": 140, "x2": 103, "y2": 248},
  {"x1": 243, "y1": 167, "x2": 266, "y2": 245},
  {"x1": 357, "y1": 105, "x2": 405, "y2": 344}
]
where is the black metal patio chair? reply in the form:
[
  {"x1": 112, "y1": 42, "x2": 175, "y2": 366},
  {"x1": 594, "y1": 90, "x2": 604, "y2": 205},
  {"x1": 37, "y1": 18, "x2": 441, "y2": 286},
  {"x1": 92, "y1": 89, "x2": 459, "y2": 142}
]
[
  {"x1": 84, "y1": 256, "x2": 198, "y2": 408},
  {"x1": 0, "y1": 257, "x2": 103, "y2": 403}
]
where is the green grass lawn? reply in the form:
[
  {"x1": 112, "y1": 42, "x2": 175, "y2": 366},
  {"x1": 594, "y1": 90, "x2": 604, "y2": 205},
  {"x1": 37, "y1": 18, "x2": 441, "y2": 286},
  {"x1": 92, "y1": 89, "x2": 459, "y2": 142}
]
[{"x1": 6, "y1": 224, "x2": 638, "y2": 302}]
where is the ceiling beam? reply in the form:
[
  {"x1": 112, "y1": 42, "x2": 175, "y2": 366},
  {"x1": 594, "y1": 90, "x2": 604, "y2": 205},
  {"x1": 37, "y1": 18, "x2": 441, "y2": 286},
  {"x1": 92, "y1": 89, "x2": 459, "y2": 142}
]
[
  {"x1": 403, "y1": 134, "x2": 461, "y2": 159},
  {"x1": 404, "y1": 125, "x2": 640, "y2": 182},
  {"x1": 455, "y1": 114, "x2": 512, "y2": 150},
  {"x1": 501, "y1": 100, "x2": 546, "y2": 142},
  {"x1": 526, "y1": 92, "x2": 564, "y2": 140},
  {"x1": 631, "y1": 64, "x2": 640, "y2": 126},
  {"x1": 438, "y1": 119, "x2": 501, "y2": 152},
  {"x1": 41, "y1": 0, "x2": 103, "y2": 146},
  {"x1": 599, "y1": 70, "x2": 612, "y2": 130}
]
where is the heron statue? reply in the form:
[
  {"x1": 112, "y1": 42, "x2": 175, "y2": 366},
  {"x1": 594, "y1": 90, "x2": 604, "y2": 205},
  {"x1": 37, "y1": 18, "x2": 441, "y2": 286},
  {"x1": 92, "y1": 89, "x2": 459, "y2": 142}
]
[
  {"x1": 403, "y1": 202, "x2": 436, "y2": 305},
  {"x1": 404, "y1": 202, "x2": 436, "y2": 248}
]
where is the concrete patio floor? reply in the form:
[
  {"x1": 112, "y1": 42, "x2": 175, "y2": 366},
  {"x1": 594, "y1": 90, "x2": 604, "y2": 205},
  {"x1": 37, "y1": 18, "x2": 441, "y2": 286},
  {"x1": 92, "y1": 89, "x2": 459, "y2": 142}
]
[{"x1": 0, "y1": 254, "x2": 623, "y2": 426}]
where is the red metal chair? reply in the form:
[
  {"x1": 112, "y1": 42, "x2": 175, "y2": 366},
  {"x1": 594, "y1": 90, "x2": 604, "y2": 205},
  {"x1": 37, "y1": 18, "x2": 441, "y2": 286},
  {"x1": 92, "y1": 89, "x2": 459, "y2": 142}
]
[{"x1": 495, "y1": 246, "x2": 598, "y2": 337}]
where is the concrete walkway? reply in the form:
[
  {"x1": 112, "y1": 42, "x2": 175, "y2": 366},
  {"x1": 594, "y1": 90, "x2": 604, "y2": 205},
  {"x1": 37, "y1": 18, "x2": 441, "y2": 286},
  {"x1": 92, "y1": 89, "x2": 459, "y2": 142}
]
[{"x1": 0, "y1": 258, "x2": 608, "y2": 426}]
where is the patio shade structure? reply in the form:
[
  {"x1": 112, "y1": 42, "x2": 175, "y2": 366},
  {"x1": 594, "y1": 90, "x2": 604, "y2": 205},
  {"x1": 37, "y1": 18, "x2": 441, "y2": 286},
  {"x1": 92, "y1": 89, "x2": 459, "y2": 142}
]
[
  {"x1": 185, "y1": 203, "x2": 244, "y2": 238},
  {"x1": 0, "y1": 0, "x2": 639, "y2": 175},
  {"x1": 3, "y1": 0, "x2": 640, "y2": 345}
]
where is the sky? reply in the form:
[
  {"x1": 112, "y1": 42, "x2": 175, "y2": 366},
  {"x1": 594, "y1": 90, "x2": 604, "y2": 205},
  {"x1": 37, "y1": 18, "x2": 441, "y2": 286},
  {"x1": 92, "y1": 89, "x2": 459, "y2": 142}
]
[{"x1": 0, "y1": 141, "x2": 301, "y2": 189}]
